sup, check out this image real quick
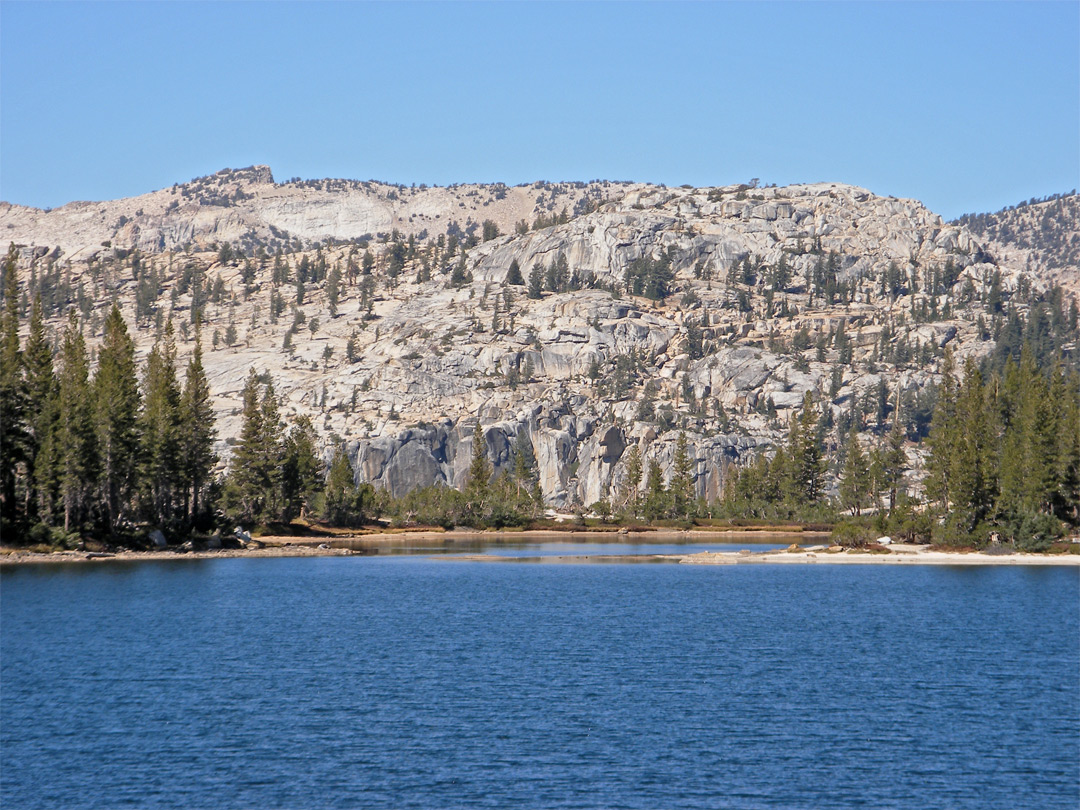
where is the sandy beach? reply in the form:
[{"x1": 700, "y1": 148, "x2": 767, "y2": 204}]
[{"x1": 678, "y1": 543, "x2": 1080, "y2": 566}]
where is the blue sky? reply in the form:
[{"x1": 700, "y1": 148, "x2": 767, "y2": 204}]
[{"x1": 2, "y1": 1, "x2": 1077, "y2": 220}]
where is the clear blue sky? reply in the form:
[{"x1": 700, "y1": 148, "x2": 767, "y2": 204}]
[{"x1": 2, "y1": 1, "x2": 1077, "y2": 220}]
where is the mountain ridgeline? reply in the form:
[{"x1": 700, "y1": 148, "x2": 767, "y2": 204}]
[{"x1": 0, "y1": 170, "x2": 1077, "y2": 548}]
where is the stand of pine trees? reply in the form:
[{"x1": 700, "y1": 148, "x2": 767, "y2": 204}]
[
  {"x1": 1, "y1": 247, "x2": 219, "y2": 544},
  {"x1": 924, "y1": 349, "x2": 1080, "y2": 549},
  {"x1": 721, "y1": 346, "x2": 1080, "y2": 550}
]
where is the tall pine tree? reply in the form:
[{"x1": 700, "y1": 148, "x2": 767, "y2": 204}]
[
  {"x1": 839, "y1": 429, "x2": 870, "y2": 516},
  {"x1": 24, "y1": 295, "x2": 58, "y2": 526},
  {"x1": 140, "y1": 320, "x2": 182, "y2": 527},
  {"x1": 0, "y1": 244, "x2": 26, "y2": 535},
  {"x1": 93, "y1": 304, "x2": 141, "y2": 532},
  {"x1": 179, "y1": 329, "x2": 216, "y2": 526},
  {"x1": 56, "y1": 310, "x2": 97, "y2": 532}
]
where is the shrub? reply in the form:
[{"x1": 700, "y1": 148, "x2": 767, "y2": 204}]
[{"x1": 831, "y1": 520, "x2": 877, "y2": 548}]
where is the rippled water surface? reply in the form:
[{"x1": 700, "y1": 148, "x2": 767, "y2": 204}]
[{"x1": 3, "y1": 555, "x2": 1077, "y2": 809}]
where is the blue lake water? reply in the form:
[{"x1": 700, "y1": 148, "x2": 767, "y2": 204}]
[{"x1": 2, "y1": 553, "x2": 1078, "y2": 809}]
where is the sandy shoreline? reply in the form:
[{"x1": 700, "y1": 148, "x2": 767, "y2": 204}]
[
  {"x1": 678, "y1": 544, "x2": 1080, "y2": 566},
  {"x1": 1, "y1": 533, "x2": 1077, "y2": 567}
]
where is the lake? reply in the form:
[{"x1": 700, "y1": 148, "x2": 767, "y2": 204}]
[{"x1": 2, "y1": 548, "x2": 1077, "y2": 809}]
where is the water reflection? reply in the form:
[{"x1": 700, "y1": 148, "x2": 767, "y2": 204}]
[{"x1": 329, "y1": 530, "x2": 827, "y2": 559}]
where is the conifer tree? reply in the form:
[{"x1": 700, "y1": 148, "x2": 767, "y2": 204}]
[
  {"x1": 93, "y1": 304, "x2": 141, "y2": 532},
  {"x1": 226, "y1": 369, "x2": 267, "y2": 524},
  {"x1": 839, "y1": 429, "x2": 871, "y2": 516},
  {"x1": 670, "y1": 432, "x2": 695, "y2": 519},
  {"x1": 0, "y1": 244, "x2": 27, "y2": 534},
  {"x1": 881, "y1": 406, "x2": 908, "y2": 514},
  {"x1": 258, "y1": 379, "x2": 285, "y2": 520},
  {"x1": 527, "y1": 263, "x2": 544, "y2": 299},
  {"x1": 1051, "y1": 366, "x2": 1080, "y2": 524},
  {"x1": 326, "y1": 265, "x2": 341, "y2": 317},
  {"x1": 788, "y1": 393, "x2": 824, "y2": 503},
  {"x1": 24, "y1": 295, "x2": 58, "y2": 525},
  {"x1": 506, "y1": 259, "x2": 524, "y2": 286},
  {"x1": 643, "y1": 459, "x2": 667, "y2": 520},
  {"x1": 56, "y1": 310, "x2": 97, "y2": 532},
  {"x1": 925, "y1": 349, "x2": 959, "y2": 515},
  {"x1": 464, "y1": 422, "x2": 492, "y2": 522},
  {"x1": 952, "y1": 360, "x2": 997, "y2": 540},
  {"x1": 998, "y1": 352, "x2": 1049, "y2": 517},
  {"x1": 622, "y1": 443, "x2": 643, "y2": 513},
  {"x1": 323, "y1": 445, "x2": 359, "y2": 526},
  {"x1": 281, "y1": 415, "x2": 321, "y2": 521},
  {"x1": 179, "y1": 330, "x2": 216, "y2": 525},
  {"x1": 510, "y1": 429, "x2": 539, "y2": 502},
  {"x1": 140, "y1": 320, "x2": 182, "y2": 526}
]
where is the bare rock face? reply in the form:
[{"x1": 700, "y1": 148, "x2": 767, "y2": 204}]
[
  {"x1": 4, "y1": 170, "x2": 1075, "y2": 510},
  {"x1": 0, "y1": 167, "x2": 644, "y2": 261}
]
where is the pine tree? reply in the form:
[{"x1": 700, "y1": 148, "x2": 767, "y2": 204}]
[
  {"x1": 1051, "y1": 367, "x2": 1080, "y2": 524},
  {"x1": 527, "y1": 263, "x2": 543, "y2": 299},
  {"x1": 56, "y1": 310, "x2": 97, "y2": 532},
  {"x1": 839, "y1": 429, "x2": 870, "y2": 516},
  {"x1": 643, "y1": 459, "x2": 667, "y2": 520},
  {"x1": 323, "y1": 446, "x2": 353, "y2": 525},
  {"x1": 506, "y1": 259, "x2": 524, "y2": 286},
  {"x1": 998, "y1": 353, "x2": 1043, "y2": 516},
  {"x1": 24, "y1": 295, "x2": 58, "y2": 526},
  {"x1": 941, "y1": 360, "x2": 997, "y2": 544},
  {"x1": 510, "y1": 429, "x2": 539, "y2": 500},
  {"x1": 622, "y1": 443, "x2": 643, "y2": 513},
  {"x1": 788, "y1": 392, "x2": 824, "y2": 504},
  {"x1": 670, "y1": 432, "x2": 695, "y2": 519},
  {"x1": 226, "y1": 370, "x2": 267, "y2": 525},
  {"x1": 93, "y1": 304, "x2": 141, "y2": 532},
  {"x1": 0, "y1": 244, "x2": 26, "y2": 534},
  {"x1": 258, "y1": 379, "x2": 285, "y2": 521},
  {"x1": 882, "y1": 407, "x2": 907, "y2": 514},
  {"x1": 179, "y1": 331, "x2": 216, "y2": 525},
  {"x1": 326, "y1": 265, "x2": 341, "y2": 317},
  {"x1": 464, "y1": 422, "x2": 492, "y2": 523},
  {"x1": 139, "y1": 320, "x2": 182, "y2": 527},
  {"x1": 281, "y1": 414, "x2": 321, "y2": 521},
  {"x1": 925, "y1": 349, "x2": 959, "y2": 516}
]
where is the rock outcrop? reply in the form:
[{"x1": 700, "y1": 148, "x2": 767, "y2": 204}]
[{"x1": 4, "y1": 170, "x2": 1075, "y2": 509}]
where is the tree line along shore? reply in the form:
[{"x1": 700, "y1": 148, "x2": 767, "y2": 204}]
[{"x1": 1, "y1": 245, "x2": 1078, "y2": 554}]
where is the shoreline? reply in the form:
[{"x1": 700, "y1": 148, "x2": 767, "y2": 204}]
[
  {"x1": 1, "y1": 534, "x2": 1077, "y2": 567},
  {"x1": 677, "y1": 544, "x2": 1080, "y2": 566}
]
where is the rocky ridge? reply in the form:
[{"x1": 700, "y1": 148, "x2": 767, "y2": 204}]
[{"x1": 3, "y1": 170, "x2": 1075, "y2": 509}]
